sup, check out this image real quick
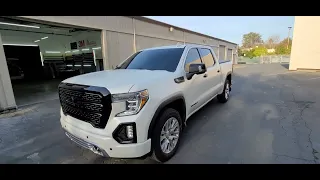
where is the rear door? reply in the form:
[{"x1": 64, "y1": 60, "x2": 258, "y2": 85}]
[{"x1": 198, "y1": 48, "x2": 222, "y2": 98}]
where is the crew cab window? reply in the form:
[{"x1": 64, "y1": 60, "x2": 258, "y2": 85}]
[
  {"x1": 116, "y1": 48, "x2": 184, "y2": 72},
  {"x1": 184, "y1": 48, "x2": 202, "y2": 72},
  {"x1": 199, "y1": 48, "x2": 215, "y2": 67}
]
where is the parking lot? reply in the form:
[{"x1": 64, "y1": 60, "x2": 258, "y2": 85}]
[{"x1": 1, "y1": 63, "x2": 320, "y2": 164}]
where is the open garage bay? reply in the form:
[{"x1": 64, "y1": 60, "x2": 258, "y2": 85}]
[
  {"x1": 1, "y1": 64, "x2": 320, "y2": 164},
  {"x1": 0, "y1": 17, "x2": 103, "y2": 106}
]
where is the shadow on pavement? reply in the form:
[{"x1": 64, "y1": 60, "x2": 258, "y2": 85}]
[
  {"x1": 170, "y1": 64, "x2": 319, "y2": 164},
  {"x1": 280, "y1": 63, "x2": 289, "y2": 70}
]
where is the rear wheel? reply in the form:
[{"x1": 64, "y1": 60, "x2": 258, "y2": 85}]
[
  {"x1": 217, "y1": 79, "x2": 230, "y2": 103},
  {"x1": 151, "y1": 108, "x2": 182, "y2": 163}
]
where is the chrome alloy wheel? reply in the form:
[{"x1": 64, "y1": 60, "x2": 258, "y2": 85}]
[
  {"x1": 160, "y1": 117, "x2": 180, "y2": 154},
  {"x1": 225, "y1": 83, "x2": 230, "y2": 100}
]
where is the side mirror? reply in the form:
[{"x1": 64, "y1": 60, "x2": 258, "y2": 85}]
[{"x1": 186, "y1": 63, "x2": 206, "y2": 80}]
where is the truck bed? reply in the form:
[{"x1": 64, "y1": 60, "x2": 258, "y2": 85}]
[{"x1": 219, "y1": 60, "x2": 231, "y2": 64}]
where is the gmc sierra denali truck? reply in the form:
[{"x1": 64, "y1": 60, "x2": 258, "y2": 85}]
[{"x1": 59, "y1": 44, "x2": 233, "y2": 162}]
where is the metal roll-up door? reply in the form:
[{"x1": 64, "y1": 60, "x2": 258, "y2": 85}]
[{"x1": 219, "y1": 45, "x2": 226, "y2": 60}]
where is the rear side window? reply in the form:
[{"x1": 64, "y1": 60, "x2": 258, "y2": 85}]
[
  {"x1": 199, "y1": 48, "x2": 215, "y2": 67},
  {"x1": 184, "y1": 48, "x2": 202, "y2": 72},
  {"x1": 118, "y1": 48, "x2": 184, "y2": 72}
]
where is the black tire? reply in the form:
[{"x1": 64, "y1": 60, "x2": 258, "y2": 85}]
[
  {"x1": 217, "y1": 79, "x2": 231, "y2": 103},
  {"x1": 151, "y1": 108, "x2": 182, "y2": 163}
]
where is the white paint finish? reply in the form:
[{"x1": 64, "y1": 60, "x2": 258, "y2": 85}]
[
  {"x1": 60, "y1": 44, "x2": 233, "y2": 158},
  {"x1": 0, "y1": 32, "x2": 16, "y2": 111}
]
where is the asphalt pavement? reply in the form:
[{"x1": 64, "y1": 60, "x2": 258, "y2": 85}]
[{"x1": 1, "y1": 63, "x2": 320, "y2": 164}]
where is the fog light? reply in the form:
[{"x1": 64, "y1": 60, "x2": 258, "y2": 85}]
[
  {"x1": 126, "y1": 125, "x2": 134, "y2": 139},
  {"x1": 112, "y1": 123, "x2": 137, "y2": 144}
]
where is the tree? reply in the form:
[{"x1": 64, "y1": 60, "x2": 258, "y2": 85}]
[
  {"x1": 265, "y1": 35, "x2": 280, "y2": 49},
  {"x1": 243, "y1": 49, "x2": 255, "y2": 59},
  {"x1": 237, "y1": 48, "x2": 243, "y2": 56},
  {"x1": 275, "y1": 38, "x2": 292, "y2": 55},
  {"x1": 242, "y1": 32, "x2": 263, "y2": 48},
  {"x1": 253, "y1": 46, "x2": 268, "y2": 57}
]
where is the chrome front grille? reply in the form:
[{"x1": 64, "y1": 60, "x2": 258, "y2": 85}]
[{"x1": 58, "y1": 83, "x2": 112, "y2": 129}]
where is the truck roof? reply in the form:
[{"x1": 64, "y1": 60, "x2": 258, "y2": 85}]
[{"x1": 142, "y1": 44, "x2": 212, "y2": 51}]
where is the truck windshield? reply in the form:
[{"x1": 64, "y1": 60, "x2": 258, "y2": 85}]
[{"x1": 116, "y1": 48, "x2": 184, "y2": 72}]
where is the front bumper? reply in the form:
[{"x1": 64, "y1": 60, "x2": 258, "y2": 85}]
[
  {"x1": 65, "y1": 131, "x2": 109, "y2": 157},
  {"x1": 61, "y1": 118, "x2": 151, "y2": 158}
]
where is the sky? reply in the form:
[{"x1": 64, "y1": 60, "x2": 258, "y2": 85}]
[{"x1": 146, "y1": 16, "x2": 295, "y2": 45}]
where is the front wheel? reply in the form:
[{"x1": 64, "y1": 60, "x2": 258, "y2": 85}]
[
  {"x1": 217, "y1": 79, "x2": 231, "y2": 103},
  {"x1": 151, "y1": 108, "x2": 182, "y2": 163}
]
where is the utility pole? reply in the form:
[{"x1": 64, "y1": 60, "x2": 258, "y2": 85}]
[{"x1": 287, "y1": 27, "x2": 292, "y2": 49}]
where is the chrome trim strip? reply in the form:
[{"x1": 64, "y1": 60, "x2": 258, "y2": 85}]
[{"x1": 65, "y1": 131, "x2": 109, "y2": 157}]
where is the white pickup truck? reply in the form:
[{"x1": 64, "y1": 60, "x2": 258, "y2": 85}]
[{"x1": 59, "y1": 44, "x2": 233, "y2": 162}]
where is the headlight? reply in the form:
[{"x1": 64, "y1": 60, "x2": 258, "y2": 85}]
[{"x1": 112, "y1": 89, "x2": 149, "y2": 117}]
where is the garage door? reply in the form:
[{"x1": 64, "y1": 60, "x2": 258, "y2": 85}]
[
  {"x1": 227, "y1": 49, "x2": 233, "y2": 61},
  {"x1": 219, "y1": 45, "x2": 226, "y2": 60}
]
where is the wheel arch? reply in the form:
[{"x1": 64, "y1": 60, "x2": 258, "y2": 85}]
[
  {"x1": 226, "y1": 72, "x2": 232, "y2": 90},
  {"x1": 147, "y1": 95, "x2": 186, "y2": 139},
  {"x1": 226, "y1": 72, "x2": 232, "y2": 82}
]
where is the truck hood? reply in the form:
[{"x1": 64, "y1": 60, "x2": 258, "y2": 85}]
[{"x1": 62, "y1": 69, "x2": 172, "y2": 94}]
